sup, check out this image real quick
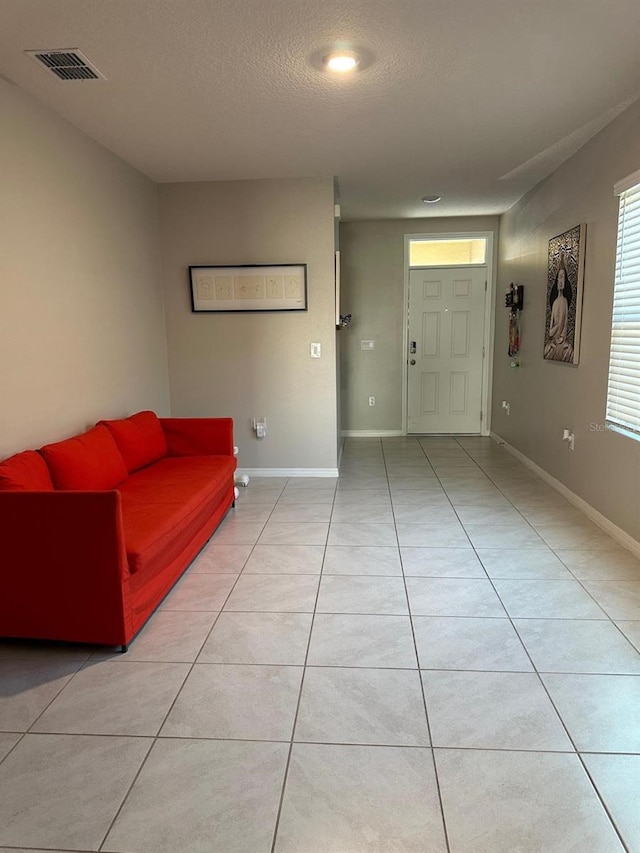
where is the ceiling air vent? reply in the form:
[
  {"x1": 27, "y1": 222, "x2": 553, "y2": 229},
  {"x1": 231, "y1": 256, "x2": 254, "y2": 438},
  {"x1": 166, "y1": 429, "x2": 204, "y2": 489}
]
[{"x1": 25, "y1": 49, "x2": 106, "y2": 81}]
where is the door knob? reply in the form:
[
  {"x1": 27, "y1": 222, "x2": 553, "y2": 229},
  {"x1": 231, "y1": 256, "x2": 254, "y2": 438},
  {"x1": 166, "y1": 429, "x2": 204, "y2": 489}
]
[{"x1": 410, "y1": 359, "x2": 416, "y2": 365}]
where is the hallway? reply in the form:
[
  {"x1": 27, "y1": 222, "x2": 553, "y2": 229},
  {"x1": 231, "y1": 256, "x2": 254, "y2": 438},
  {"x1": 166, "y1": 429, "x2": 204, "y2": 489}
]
[{"x1": 0, "y1": 436, "x2": 638, "y2": 851}]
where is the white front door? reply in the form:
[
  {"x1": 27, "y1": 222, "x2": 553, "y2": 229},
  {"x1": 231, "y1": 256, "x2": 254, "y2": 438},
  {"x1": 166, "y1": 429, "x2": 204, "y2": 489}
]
[{"x1": 407, "y1": 266, "x2": 487, "y2": 434}]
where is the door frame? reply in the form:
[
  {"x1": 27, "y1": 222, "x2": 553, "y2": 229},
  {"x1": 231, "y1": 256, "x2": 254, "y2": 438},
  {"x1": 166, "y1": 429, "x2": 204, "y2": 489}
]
[{"x1": 402, "y1": 231, "x2": 496, "y2": 437}]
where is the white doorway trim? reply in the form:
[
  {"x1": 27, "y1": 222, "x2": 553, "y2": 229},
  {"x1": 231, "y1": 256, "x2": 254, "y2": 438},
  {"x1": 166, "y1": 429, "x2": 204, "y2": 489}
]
[{"x1": 402, "y1": 231, "x2": 496, "y2": 436}]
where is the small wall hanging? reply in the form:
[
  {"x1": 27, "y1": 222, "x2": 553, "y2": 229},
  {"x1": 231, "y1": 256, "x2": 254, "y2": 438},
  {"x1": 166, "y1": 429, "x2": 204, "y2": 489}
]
[
  {"x1": 543, "y1": 225, "x2": 586, "y2": 364},
  {"x1": 505, "y1": 283, "x2": 524, "y2": 363}
]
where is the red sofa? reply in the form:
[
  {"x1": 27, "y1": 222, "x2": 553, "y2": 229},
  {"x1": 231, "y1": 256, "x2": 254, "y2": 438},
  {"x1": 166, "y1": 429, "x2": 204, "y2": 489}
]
[{"x1": 0, "y1": 411, "x2": 236, "y2": 649}]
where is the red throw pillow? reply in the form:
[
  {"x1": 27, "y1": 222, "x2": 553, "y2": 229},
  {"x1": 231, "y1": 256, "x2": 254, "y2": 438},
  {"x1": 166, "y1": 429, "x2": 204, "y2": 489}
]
[
  {"x1": 0, "y1": 450, "x2": 54, "y2": 491},
  {"x1": 40, "y1": 425, "x2": 127, "y2": 490},
  {"x1": 99, "y1": 411, "x2": 167, "y2": 473}
]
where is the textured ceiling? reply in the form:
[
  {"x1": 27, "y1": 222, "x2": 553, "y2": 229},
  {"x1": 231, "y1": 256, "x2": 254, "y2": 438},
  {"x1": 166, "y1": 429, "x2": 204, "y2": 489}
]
[{"x1": 1, "y1": 0, "x2": 639, "y2": 219}]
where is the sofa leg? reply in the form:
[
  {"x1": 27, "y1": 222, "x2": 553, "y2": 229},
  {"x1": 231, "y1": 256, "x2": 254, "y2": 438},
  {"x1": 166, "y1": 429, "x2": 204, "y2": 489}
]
[
  {"x1": 232, "y1": 499, "x2": 236, "y2": 508},
  {"x1": 120, "y1": 644, "x2": 128, "y2": 653}
]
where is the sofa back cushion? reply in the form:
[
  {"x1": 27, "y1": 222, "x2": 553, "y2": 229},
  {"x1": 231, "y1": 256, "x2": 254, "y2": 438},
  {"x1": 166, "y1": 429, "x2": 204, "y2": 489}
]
[
  {"x1": 40, "y1": 425, "x2": 127, "y2": 490},
  {"x1": 0, "y1": 450, "x2": 55, "y2": 491},
  {"x1": 99, "y1": 410, "x2": 167, "y2": 473}
]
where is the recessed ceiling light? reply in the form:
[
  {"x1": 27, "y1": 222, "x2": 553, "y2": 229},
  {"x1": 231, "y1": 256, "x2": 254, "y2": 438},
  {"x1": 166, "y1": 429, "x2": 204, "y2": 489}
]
[
  {"x1": 422, "y1": 195, "x2": 442, "y2": 203},
  {"x1": 324, "y1": 50, "x2": 360, "y2": 72}
]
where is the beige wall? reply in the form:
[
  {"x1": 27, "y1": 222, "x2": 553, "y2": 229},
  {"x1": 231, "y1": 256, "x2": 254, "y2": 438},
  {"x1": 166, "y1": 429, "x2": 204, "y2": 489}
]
[
  {"x1": 158, "y1": 178, "x2": 338, "y2": 470},
  {"x1": 0, "y1": 81, "x2": 170, "y2": 458},
  {"x1": 339, "y1": 216, "x2": 499, "y2": 432},
  {"x1": 492, "y1": 99, "x2": 640, "y2": 541}
]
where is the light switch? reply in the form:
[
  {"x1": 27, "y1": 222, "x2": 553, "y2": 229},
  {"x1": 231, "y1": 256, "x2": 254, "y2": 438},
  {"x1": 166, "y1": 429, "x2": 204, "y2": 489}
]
[
  {"x1": 360, "y1": 340, "x2": 375, "y2": 350},
  {"x1": 310, "y1": 342, "x2": 321, "y2": 358}
]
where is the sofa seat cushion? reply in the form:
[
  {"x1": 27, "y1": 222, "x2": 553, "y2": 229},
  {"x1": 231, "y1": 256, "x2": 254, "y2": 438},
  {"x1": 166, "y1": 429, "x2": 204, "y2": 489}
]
[
  {"x1": 99, "y1": 411, "x2": 167, "y2": 474},
  {"x1": 119, "y1": 456, "x2": 235, "y2": 577},
  {"x1": 123, "y1": 455, "x2": 235, "y2": 487},
  {"x1": 40, "y1": 425, "x2": 128, "y2": 490},
  {"x1": 0, "y1": 450, "x2": 54, "y2": 491}
]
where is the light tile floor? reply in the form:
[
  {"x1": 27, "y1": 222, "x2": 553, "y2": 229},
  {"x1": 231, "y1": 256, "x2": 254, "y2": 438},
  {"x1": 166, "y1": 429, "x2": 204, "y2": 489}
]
[{"x1": 0, "y1": 436, "x2": 639, "y2": 852}]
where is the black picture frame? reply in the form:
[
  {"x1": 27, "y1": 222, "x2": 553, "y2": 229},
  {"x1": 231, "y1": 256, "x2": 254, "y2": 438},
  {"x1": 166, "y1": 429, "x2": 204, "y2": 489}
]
[
  {"x1": 189, "y1": 264, "x2": 308, "y2": 313},
  {"x1": 543, "y1": 225, "x2": 586, "y2": 365}
]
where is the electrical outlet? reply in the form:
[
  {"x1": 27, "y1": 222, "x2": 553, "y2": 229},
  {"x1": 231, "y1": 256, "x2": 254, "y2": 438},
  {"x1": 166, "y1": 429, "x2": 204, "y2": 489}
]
[
  {"x1": 310, "y1": 342, "x2": 321, "y2": 358},
  {"x1": 369, "y1": 396, "x2": 375, "y2": 406},
  {"x1": 252, "y1": 417, "x2": 267, "y2": 439},
  {"x1": 502, "y1": 400, "x2": 511, "y2": 416}
]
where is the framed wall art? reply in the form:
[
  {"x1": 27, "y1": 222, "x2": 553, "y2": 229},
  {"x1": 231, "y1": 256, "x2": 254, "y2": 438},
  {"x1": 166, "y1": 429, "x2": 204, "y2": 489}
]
[
  {"x1": 543, "y1": 224, "x2": 587, "y2": 364},
  {"x1": 189, "y1": 264, "x2": 307, "y2": 313}
]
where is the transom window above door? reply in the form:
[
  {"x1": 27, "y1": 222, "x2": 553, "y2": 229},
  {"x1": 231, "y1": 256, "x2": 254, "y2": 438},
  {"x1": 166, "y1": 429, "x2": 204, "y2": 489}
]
[{"x1": 409, "y1": 238, "x2": 487, "y2": 267}]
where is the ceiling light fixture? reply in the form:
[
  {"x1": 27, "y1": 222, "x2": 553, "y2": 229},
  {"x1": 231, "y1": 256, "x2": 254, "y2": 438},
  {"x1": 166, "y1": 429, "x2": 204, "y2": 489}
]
[
  {"x1": 324, "y1": 50, "x2": 360, "y2": 72},
  {"x1": 422, "y1": 195, "x2": 442, "y2": 203}
]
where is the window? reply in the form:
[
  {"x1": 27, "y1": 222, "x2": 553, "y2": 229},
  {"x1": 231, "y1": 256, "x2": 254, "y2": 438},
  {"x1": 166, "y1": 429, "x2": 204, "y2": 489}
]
[
  {"x1": 606, "y1": 169, "x2": 640, "y2": 439},
  {"x1": 409, "y1": 238, "x2": 486, "y2": 267}
]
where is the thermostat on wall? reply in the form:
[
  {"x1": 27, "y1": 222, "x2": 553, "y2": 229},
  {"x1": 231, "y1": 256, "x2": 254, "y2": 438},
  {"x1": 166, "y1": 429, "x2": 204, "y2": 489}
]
[{"x1": 360, "y1": 340, "x2": 375, "y2": 350}]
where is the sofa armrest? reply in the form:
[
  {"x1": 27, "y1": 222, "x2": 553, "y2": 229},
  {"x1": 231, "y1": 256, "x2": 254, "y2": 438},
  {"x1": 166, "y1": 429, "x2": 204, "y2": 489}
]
[
  {"x1": 160, "y1": 417, "x2": 234, "y2": 456},
  {"x1": 0, "y1": 491, "x2": 131, "y2": 645}
]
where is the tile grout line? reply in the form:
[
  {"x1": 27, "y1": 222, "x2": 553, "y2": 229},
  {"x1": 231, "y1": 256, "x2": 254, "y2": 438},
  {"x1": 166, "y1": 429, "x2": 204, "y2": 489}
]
[
  {"x1": 2, "y1": 727, "x2": 637, "y2": 754},
  {"x1": 0, "y1": 847, "x2": 90, "y2": 853},
  {"x1": 268, "y1": 473, "x2": 338, "y2": 853},
  {"x1": 609, "y1": 617, "x2": 640, "y2": 651},
  {"x1": 164, "y1": 606, "x2": 628, "y2": 623},
  {"x1": 578, "y1": 759, "x2": 633, "y2": 853},
  {"x1": 383, "y1": 437, "x2": 453, "y2": 853},
  {"x1": 22, "y1": 657, "x2": 94, "y2": 735},
  {"x1": 5, "y1": 659, "x2": 637, "y2": 677},
  {"x1": 0, "y1": 731, "x2": 27, "y2": 769}
]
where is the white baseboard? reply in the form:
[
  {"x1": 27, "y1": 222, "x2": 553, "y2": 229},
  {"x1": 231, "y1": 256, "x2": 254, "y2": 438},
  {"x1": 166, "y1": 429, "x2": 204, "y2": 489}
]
[
  {"x1": 491, "y1": 432, "x2": 640, "y2": 559},
  {"x1": 236, "y1": 468, "x2": 339, "y2": 478},
  {"x1": 341, "y1": 430, "x2": 404, "y2": 438}
]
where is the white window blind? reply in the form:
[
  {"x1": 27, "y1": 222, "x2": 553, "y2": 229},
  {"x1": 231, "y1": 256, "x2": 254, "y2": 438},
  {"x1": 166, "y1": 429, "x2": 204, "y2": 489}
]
[{"x1": 606, "y1": 169, "x2": 640, "y2": 438}]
